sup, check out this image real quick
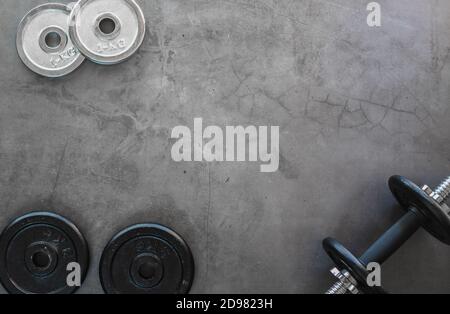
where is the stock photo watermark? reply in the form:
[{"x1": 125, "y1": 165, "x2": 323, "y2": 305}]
[
  {"x1": 367, "y1": 2, "x2": 381, "y2": 27},
  {"x1": 66, "y1": 262, "x2": 81, "y2": 287},
  {"x1": 366, "y1": 262, "x2": 381, "y2": 287},
  {"x1": 171, "y1": 118, "x2": 280, "y2": 173}
]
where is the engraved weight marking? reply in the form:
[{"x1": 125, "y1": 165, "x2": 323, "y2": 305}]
[
  {"x1": 136, "y1": 240, "x2": 153, "y2": 253},
  {"x1": 50, "y1": 47, "x2": 78, "y2": 67},
  {"x1": 51, "y1": 234, "x2": 67, "y2": 245},
  {"x1": 135, "y1": 240, "x2": 171, "y2": 259},
  {"x1": 97, "y1": 39, "x2": 127, "y2": 53},
  {"x1": 62, "y1": 247, "x2": 75, "y2": 259}
]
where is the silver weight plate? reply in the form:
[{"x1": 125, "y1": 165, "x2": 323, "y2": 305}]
[
  {"x1": 69, "y1": 0, "x2": 146, "y2": 65},
  {"x1": 16, "y1": 3, "x2": 85, "y2": 78}
]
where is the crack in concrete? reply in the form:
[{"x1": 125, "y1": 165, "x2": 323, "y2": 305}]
[{"x1": 50, "y1": 140, "x2": 68, "y2": 202}]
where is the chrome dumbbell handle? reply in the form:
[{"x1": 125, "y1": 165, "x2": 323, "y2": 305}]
[
  {"x1": 436, "y1": 176, "x2": 450, "y2": 202},
  {"x1": 325, "y1": 269, "x2": 359, "y2": 294},
  {"x1": 423, "y1": 176, "x2": 450, "y2": 209}
]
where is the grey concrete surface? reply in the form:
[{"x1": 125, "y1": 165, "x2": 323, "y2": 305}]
[{"x1": 0, "y1": 0, "x2": 449, "y2": 294}]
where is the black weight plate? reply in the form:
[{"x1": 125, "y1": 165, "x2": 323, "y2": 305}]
[
  {"x1": 323, "y1": 238, "x2": 386, "y2": 294},
  {"x1": 0, "y1": 212, "x2": 89, "y2": 294},
  {"x1": 100, "y1": 224, "x2": 194, "y2": 294},
  {"x1": 389, "y1": 175, "x2": 450, "y2": 245}
]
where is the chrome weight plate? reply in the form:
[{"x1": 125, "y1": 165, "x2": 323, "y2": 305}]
[
  {"x1": 16, "y1": 3, "x2": 85, "y2": 78},
  {"x1": 69, "y1": 0, "x2": 146, "y2": 65}
]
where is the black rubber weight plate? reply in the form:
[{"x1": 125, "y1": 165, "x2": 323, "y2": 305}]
[
  {"x1": 389, "y1": 175, "x2": 450, "y2": 245},
  {"x1": 0, "y1": 212, "x2": 89, "y2": 294},
  {"x1": 323, "y1": 238, "x2": 386, "y2": 294},
  {"x1": 100, "y1": 224, "x2": 195, "y2": 294}
]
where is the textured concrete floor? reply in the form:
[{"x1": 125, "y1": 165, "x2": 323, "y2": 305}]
[{"x1": 0, "y1": 0, "x2": 449, "y2": 294}]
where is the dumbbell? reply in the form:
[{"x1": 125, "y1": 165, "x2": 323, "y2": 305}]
[{"x1": 323, "y1": 175, "x2": 450, "y2": 294}]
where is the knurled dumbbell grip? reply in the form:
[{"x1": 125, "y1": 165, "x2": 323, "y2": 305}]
[{"x1": 359, "y1": 210, "x2": 423, "y2": 265}]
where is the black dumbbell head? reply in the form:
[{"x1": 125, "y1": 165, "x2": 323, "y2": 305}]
[
  {"x1": 323, "y1": 238, "x2": 386, "y2": 294},
  {"x1": 389, "y1": 175, "x2": 450, "y2": 245}
]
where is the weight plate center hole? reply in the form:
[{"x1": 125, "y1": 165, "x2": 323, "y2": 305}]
[
  {"x1": 95, "y1": 14, "x2": 121, "y2": 39},
  {"x1": 138, "y1": 261, "x2": 157, "y2": 280},
  {"x1": 39, "y1": 26, "x2": 68, "y2": 54},
  {"x1": 45, "y1": 32, "x2": 62, "y2": 49},
  {"x1": 32, "y1": 250, "x2": 51, "y2": 269},
  {"x1": 130, "y1": 254, "x2": 164, "y2": 288},
  {"x1": 25, "y1": 242, "x2": 59, "y2": 277},
  {"x1": 99, "y1": 18, "x2": 116, "y2": 35}
]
